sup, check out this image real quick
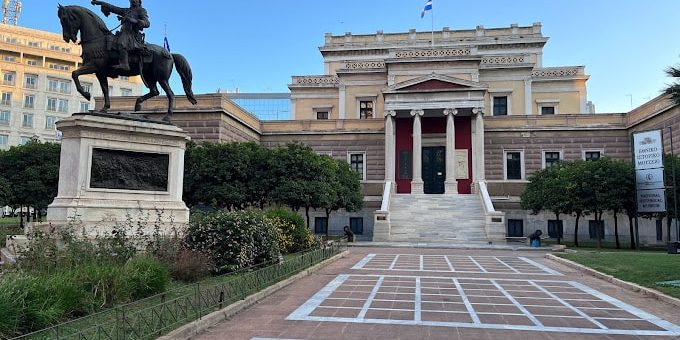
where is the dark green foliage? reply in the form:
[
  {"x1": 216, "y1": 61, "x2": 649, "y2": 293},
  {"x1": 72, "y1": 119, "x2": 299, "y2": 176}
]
[
  {"x1": 664, "y1": 65, "x2": 680, "y2": 106},
  {"x1": 185, "y1": 210, "x2": 282, "y2": 272},
  {"x1": 521, "y1": 158, "x2": 635, "y2": 248},
  {"x1": 0, "y1": 139, "x2": 60, "y2": 214},
  {"x1": 266, "y1": 208, "x2": 315, "y2": 253},
  {"x1": 121, "y1": 256, "x2": 171, "y2": 300}
]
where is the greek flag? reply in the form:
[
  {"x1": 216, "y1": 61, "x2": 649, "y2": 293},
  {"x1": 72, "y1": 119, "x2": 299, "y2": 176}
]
[
  {"x1": 163, "y1": 36, "x2": 171, "y2": 52},
  {"x1": 421, "y1": 0, "x2": 432, "y2": 18}
]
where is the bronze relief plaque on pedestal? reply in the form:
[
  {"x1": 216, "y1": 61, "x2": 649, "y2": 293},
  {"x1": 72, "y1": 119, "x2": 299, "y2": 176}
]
[{"x1": 90, "y1": 148, "x2": 169, "y2": 191}]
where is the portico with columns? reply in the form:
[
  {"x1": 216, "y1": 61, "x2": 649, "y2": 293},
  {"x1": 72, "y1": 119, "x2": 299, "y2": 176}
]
[{"x1": 383, "y1": 73, "x2": 487, "y2": 195}]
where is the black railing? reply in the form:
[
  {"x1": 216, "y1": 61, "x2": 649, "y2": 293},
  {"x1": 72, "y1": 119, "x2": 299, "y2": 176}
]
[{"x1": 13, "y1": 242, "x2": 346, "y2": 340}]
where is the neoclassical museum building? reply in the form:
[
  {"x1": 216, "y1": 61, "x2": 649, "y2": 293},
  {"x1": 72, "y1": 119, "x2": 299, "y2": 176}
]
[{"x1": 106, "y1": 23, "x2": 680, "y2": 245}]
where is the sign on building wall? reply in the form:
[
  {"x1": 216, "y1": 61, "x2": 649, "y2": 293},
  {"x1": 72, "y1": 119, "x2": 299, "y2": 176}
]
[{"x1": 633, "y1": 129, "x2": 666, "y2": 213}]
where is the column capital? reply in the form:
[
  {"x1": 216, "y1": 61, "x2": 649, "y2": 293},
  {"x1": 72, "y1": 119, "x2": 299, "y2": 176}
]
[
  {"x1": 410, "y1": 109, "x2": 425, "y2": 117},
  {"x1": 443, "y1": 108, "x2": 458, "y2": 116},
  {"x1": 472, "y1": 107, "x2": 485, "y2": 116},
  {"x1": 384, "y1": 110, "x2": 397, "y2": 117}
]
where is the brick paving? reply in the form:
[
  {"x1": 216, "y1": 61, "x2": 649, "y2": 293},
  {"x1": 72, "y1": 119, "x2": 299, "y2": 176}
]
[{"x1": 195, "y1": 247, "x2": 680, "y2": 339}]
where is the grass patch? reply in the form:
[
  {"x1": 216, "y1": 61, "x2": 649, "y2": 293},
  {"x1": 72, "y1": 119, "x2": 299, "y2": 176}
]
[
  {"x1": 0, "y1": 217, "x2": 20, "y2": 226},
  {"x1": 559, "y1": 252, "x2": 680, "y2": 299}
]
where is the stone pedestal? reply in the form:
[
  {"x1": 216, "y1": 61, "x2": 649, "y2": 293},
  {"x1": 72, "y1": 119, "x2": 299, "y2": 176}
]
[{"x1": 47, "y1": 113, "x2": 190, "y2": 235}]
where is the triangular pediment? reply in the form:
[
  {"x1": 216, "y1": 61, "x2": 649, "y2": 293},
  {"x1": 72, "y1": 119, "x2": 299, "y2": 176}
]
[{"x1": 385, "y1": 73, "x2": 488, "y2": 93}]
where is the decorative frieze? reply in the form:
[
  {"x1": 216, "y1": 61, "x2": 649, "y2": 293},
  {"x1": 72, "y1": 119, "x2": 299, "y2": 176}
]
[
  {"x1": 343, "y1": 61, "x2": 386, "y2": 69},
  {"x1": 291, "y1": 75, "x2": 339, "y2": 87},
  {"x1": 395, "y1": 49, "x2": 471, "y2": 59},
  {"x1": 532, "y1": 67, "x2": 581, "y2": 78},
  {"x1": 481, "y1": 55, "x2": 525, "y2": 64}
]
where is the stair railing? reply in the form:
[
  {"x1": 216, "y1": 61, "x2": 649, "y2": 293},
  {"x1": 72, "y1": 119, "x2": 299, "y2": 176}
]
[
  {"x1": 478, "y1": 181, "x2": 506, "y2": 242},
  {"x1": 372, "y1": 181, "x2": 393, "y2": 241}
]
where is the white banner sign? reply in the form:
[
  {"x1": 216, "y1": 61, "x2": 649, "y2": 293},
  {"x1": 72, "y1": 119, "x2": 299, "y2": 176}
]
[
  {"x1": 635, "y1": 168, "x2": 665, "y2": 190},
  {"x1": 633, "y1": 130, "x2": 664, "y2": 170},
  {"x1": 637, "y1": 189, "x2": 666, "y2": 213}
]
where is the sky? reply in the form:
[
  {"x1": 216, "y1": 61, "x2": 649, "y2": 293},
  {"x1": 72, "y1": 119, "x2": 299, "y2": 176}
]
[{"x1": 19, "y1": 0, "x2": 680, "y2": 113}]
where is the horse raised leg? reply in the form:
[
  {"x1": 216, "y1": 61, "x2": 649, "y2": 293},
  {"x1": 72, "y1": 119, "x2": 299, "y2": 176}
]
[
  {"x1": 72, "y1": 63, "x2": 97, "y2": 102},
  {"x1": 134, "y1": 78, "x2": 160, "y2": 112},
  {"x1": 96, "y1": 73, "x2": 110, "y2": 113},
  {"x1": 158, "y1": 78, "x2": 174, "y2": 122}
]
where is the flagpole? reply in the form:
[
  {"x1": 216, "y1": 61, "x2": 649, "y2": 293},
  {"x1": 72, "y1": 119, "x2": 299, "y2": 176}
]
[{"x1": 431, "y1": 1, "x2": 434, "y2": 47}]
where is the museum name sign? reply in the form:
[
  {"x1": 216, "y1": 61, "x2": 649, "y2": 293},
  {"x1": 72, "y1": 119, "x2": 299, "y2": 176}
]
[{"x1": 633, "y1": 130, "x2": 666, "y2": 213}]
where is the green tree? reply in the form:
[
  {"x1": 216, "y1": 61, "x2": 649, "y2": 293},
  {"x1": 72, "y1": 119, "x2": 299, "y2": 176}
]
[
  {"x1": 664, "y1": 154, "x2": 680, "y2": 242},
  {"x1": 600, "y1": 159, "x2": 635, "y2": 249},
  {"x1": 0, "y1": 139, "x2": 60, "y2": 225},
  {"x1": 521, "y1": 162, "x2": 570, "y2": 244},
  {"x1": 664, "y1": 65, "x2": 680, "y2": 105},
  {"x1": 317, "y1": 157, "x2": 364, "y2": 235}
]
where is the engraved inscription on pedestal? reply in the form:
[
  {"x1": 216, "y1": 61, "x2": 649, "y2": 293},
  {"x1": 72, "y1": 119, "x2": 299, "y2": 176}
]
[{"x1": 90, "y1": 148, "x2": 169, "y2": 191}]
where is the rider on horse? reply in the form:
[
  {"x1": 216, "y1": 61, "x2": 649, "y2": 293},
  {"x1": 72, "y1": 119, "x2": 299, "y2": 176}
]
[{"x1": 91, "y1": 0, "x2": 149, "y2": 72}]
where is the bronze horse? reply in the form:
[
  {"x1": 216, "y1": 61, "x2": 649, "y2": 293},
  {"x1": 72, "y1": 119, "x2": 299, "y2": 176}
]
[{"x1": 57, "y1": 4, "x2": 197, "y2": 121}]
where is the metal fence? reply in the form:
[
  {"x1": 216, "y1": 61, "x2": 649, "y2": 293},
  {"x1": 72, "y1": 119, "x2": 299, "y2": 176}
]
[{"x1": 14, "y1": 242, "x2": 346, "y2": 340}]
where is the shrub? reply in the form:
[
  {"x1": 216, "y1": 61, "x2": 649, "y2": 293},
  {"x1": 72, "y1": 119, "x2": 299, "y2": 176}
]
[
  {"x1": 266, "y1": 208, "x2": 314, "y2": 253},
  {"x1": 169, "y1": 249, "x2": 213, "y2": 283},
  {"x1": 121, "y1": 256, "x2": 170, "y2": 300},
  {"x1": 185, "y1": 210, "x2": 282, "y2": 272}
]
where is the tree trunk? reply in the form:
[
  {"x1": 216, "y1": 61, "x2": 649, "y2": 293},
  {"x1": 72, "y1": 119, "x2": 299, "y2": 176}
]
[
  {"x1": 555, "y1": 213, "x2": 561, "y2": 245},
  {"x1": 596, "y1": 212, "x2": 603, "y2": 249},
  {"x1": 325, "y1": 209, "x2": 331, "y2": 237},
  {"x1": 305, "y1": 206, "x2": 310, "y2": 230},
  {"x1": 19, "y1": 207, "x2": 24, "y2": 229},
  {"x1": 574, "y1": 213, "x2": 580, "y2": 247},
  {"x1": 667, "y1": 216, "x2": 672, "y2": 243},
  {"x1": 628, "y1": 215, "x2": 636, "y2": 249},
  {"x1": 614, "y1": 212, "x2": 620, "y2": 249}
]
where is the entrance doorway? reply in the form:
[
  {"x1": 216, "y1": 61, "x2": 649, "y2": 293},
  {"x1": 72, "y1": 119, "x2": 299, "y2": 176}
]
[{"x1": 422, "y1": 146, "x2": 445, "y2": 194}]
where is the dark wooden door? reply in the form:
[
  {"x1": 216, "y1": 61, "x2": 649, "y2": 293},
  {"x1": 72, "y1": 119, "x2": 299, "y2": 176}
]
[{"x1": 422, "y1": 146, "x2": 445, "y2": 194}]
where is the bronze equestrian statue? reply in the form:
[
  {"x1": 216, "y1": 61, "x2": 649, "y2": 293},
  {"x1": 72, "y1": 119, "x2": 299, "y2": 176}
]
[{"x1": 58, "y1": 1, "x2": 197, "y2": 121}]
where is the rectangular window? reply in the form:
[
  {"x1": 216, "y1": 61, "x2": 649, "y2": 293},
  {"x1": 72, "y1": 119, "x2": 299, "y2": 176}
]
[
  {"x1": 584, "y1": 151, "x2": 601, "y2": 161},
  {"x1": 4, "y1": 37, "x2": 16, "y2": 44},
  {"x1": 45, "y1": 116, "x2": 57, "y2": 129},
  {"x1": 505, "y1": 151, "x2": 522, "y2": 180},
  {"x1": 548, "y1": 220, "x2": 563, "y2": 239},
  {"x1": 82, "y1": 83, "x2": 92, "y2": 94},
  {"x1": 80, "y1": 102, "x2": 90, "y2": 112},
  {"x1": 359, "y1": 100, "x2": 374, "y2": 119},
  {"x1": 544, "y1": 151, "x2": 561, "y2": 168},
  {"x1": 22, "y1": 113, "x2": 33, "y2": 128},
  {"x1": 507, "y1": 219, "x2": 524, "y2": 237},
  {"x1": 1, "y1": 92, "x2": 11, "y2": 106},
  {"x1": 314, "y1": 217, "x2": 328, "y2": 234},
  {"x1": 349, "y1": 153, "x2": 365, "y2": 180},
  {"x1": 0, "y1": 134, "x2": 7, "y2": 147},
  {"x1": 59, "y1": 80, "x2": 71, "y2": 94},
  {"x1": 58, "y1": 99, "x2": 69, "y2": 113},
  {"x1": 656, "y1": 219, "x2": 663, "y2": 241},
  {"x1": 47, "y1": 79, "x2": 59, "y2": 92},
  {"x1": 49, "y1": 45, "x2": 60, "y2": 51},
  {"x1": 121, "y1": 88, "x2": 132, "y2": 97},
  {"x1": 316, "y1": 111, "x2": 328, "y2": 120},
  {"x1": 541, "y1": 106, "x2": 555, "y2": 115},
  {"x1": 28, "y1": 41, "x2": 40, "y2": 48},
  {"x1": 399, "y1": 150, "x2": 412, "y2": 179},
  {"x1": 493, "y1": 96, "x2": 508, "y2": 116},
  {"x1": 47, "y1": 98, "x2": 57, "y2": 111},
  {"x1": 24, "y1": 74, "x2": 37, "y2": 89},
  {"x1": 588, "y1": 220, "x2": 605, "y2": 240},
  {"x1": 20, "y1": 136, "x2": 31, "y2": 145},
  {"x1": 349, "y1": 217, "x2": 364, "y2": 235},
  {"x1": 3, "y1": 72, "x2": 15, "y2": 85},
  {"x1": 0, "y1": 111, "x2": 9, "y2": 124},
  {"x1": 23, "y1": 95, "x2": 35, "y2": 109},
  {"x1": 3, "y1": 55, "x2": 16, "y2": 62},
  {"x1": 26, "y1": 60, "x2": 38, "y2": 66}
]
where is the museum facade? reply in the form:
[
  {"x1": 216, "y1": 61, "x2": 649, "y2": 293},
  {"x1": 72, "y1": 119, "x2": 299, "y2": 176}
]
[{"x1": 105, "y1": 23, "x2": 680, "y2": 245}]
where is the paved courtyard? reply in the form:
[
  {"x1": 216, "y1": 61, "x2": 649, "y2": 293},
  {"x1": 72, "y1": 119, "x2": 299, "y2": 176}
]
[{"x1": 196, "y1": 247, "x2": 680, "y2": 339}]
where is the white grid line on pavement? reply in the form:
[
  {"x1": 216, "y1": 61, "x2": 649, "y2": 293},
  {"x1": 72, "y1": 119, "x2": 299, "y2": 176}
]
[
  {"x1": 528, "y1": 280, "x2": 607, "y2": 329},
  {"x1": 453, "y1": 278, "x2": 481, "y2": 325},
  {"x1": 414, "y1": 277, "x2": 422, "y2": 322},
  {"x1": 491, "y1": 279, "x2": 543, "y2": 327},
  {"x1": 288, "y1": 274, "x2": 680, "y2": 337},
  {"x1": 358, "y1": 276, "x2": 385, "y2": 320},
  {"x1": 494, "y1": 256, "x2": 521, "y2": 274}
]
